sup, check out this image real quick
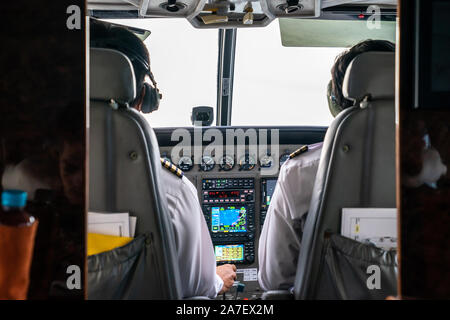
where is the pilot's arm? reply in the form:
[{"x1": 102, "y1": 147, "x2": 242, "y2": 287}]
[
  {"x1": 161, "y1": 163, "x2": 223, "y2": 298},
  {"x1": 258, "y1": 144, "x2": 322, "y2": 291}
]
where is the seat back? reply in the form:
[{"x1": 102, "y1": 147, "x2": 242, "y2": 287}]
[
  {"x1": 295, "y1": 52, "x2": 397, "y2": 299},
  {"x1": 88, "y1": 48, "x2": 181, "y2": 299}
]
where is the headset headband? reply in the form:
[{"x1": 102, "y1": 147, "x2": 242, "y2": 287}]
[{"x1": 91, "y1": 37, "x2": 159, "y2": 92}]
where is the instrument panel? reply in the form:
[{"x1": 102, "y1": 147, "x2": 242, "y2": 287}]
[
  {"x1": 156, "y1": 126, "x2": 326, "y2": 299},
  {"x1": 160, "y1": 150, "x2": 295, "y2": 174},
  {"x1": 159, "y1": 144, "x2": 302, "y2": 299}
]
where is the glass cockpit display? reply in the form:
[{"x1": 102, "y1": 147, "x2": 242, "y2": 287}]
[
  {"x1": 211, "y1": 206, "x2": 247, "y2": 233},
  {"x1": 202, "y1": 178, "x2": 255, "y2": 265},
  {"x1": 261, "y1": 178, "x2": 278, "y2": 210},
  {"x1": 208, "y1": 190, "x2": 240, "y2": 199},
  {"x1": 215, "y1": 244, "x2": 245, "y2": 262},
  {"x1": 264, "y1": 179, "x2": 277, "y2": 206}
]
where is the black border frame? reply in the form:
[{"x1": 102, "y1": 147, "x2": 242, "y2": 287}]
[{"x1": 414, "y1": 0, "x2": 450, "y2": 109}]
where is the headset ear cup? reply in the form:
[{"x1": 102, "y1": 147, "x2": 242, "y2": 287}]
[
  {"x1": 141, "y1": 83, "x2": 160, "y2": 114},
  {"x1": 327, "y1": 80, "x2": 343, "y2": 118}
]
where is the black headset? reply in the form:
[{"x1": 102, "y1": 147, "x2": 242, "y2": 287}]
[
  {"x1": 127, "y1": 52, "x2": 161, "y2": 114},
  {"x1": 326, "y1": 80, "x2": 344, "y2": 118}
]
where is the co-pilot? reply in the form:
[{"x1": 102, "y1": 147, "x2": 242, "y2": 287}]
[
  {"x1": 258, "y1": 40, "x2": 395, "y2": 291},
  {"x1": 90, "y1": 19, "x2": 236, "y2": 299}
]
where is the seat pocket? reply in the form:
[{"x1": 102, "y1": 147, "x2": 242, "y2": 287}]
[
  {"x1": 315, "y1": 233, "x2": 398, "y2": 300},
  {"x1": 87, "y1": 234, "x2": 147, "y2": 300}
]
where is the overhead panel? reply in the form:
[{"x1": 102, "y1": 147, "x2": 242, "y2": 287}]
[
  {"x1": 87, "y1": 0, "x2": 321, "y2": 28},
  {"x1": 88, "y1": 0, "x2": 206, "y2": 18}
]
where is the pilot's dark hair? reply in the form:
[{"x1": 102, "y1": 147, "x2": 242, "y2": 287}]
[
  {"x1": 90, "y1": 19, "x2": 149, "y2": 91},
  {"x1": 331, "y1": 39, "x2": 395, "y2": 110}
]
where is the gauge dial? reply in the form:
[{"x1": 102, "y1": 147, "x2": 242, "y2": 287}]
[
  {"x1": 259, "y1": 154, "x2": 274, "y2": 168},
  {"x1": 279, "y1": 153, "x2": 290, "y2": 167},
  {"x1": 219, "y1": 155, "x2": 235, "y2": 171},
  {"x1": 238, "y1": 154, "x2": 256, "y2": 171},
  {"x1": 200, "y1": 155, "x2": 215, "y2": 171},
  {"x1": 178, "y1": 156, "x2": 193, "y2": 172}
]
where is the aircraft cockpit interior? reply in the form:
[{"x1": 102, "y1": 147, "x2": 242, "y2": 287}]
[
  {"x1": 154, "y1": 128, "x2": 327, "y2": 299},
  {"x1": 84, "y1": 0, "x2": 400, "y2": 300},
  {"x1": 2, "y1": 0, "x2": 450, "y2": 304}
]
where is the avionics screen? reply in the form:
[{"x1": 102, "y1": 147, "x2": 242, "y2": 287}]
[
  {"x1": 215, "y1": 244, "x2": 244, "y2": 262},
  {"x1": 262, "y1": 178, "x2": 278, "y2": 207},
  {"x1": 211, "y1": 206, "x2": 247, "y2": 233},
  {"x1": 208, "y1": 190, "x2": 240, "y2": 199}
]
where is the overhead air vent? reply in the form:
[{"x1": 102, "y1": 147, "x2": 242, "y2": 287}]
[
  {"x1": 260, "y1": 0, "x2": 320, "y2": 19},
  {"x1": 277, "y1": 0, "x2": 304, "y2": 14},
  {"x1": 160, "y1": 1, "x2": 187, "y2": 13}
]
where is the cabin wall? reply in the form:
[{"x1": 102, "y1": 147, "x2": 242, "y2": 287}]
[
  {"x1": 0, "y1": 0, "x2": 86, "y2": 299},
  {"x1": 398, "y1": 0, "x2": 450, "y2": 299}
]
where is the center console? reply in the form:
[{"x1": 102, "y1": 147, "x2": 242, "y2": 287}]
[
  {"x1": 202, "y1": 178, "x2": 256, "y2": 265},
  {"x1": 156, "y1": 127, "x2": 326, "y2": 299}
]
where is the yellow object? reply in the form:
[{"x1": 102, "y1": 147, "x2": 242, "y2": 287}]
[
  {"x1": 202, "y1": 4, "x2": 218, "y2": 12},
  {"x1": 289, "y1": 145, "x2": 309, "y2": 159},
  {"x1": 88, "y1": 233, "x2": 133, "y2": 256},
  {"x1": 200, "y1": 15, "x2": 228, "y2": 25},
  {"x1": 161, "y1": 158, "x2": 184, "y2": 178},
  {"x1": 243, "y1": 12, "x2": 254, "y2": 25}
]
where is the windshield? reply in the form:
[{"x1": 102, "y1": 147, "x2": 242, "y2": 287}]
[
  {"x1": 232, "y1": 22, "x2": 343, "y2": 126},
  {"x1": 103, "y1": 18, "x2": 219, "y2": 128},
  {"x1": 101, "y1": 18, "x2": 344, "y2": 127}
]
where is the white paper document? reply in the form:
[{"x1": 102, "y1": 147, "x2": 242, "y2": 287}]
[
  {"x1": 341, "y1": 208, "x2": 397, "y2": 250},
  {"x1": 129, "y1": 216, "x2": 137, "y2": 238},
  {"x1": 88, "y1": 212, "x2": 137, "y2": 238}
]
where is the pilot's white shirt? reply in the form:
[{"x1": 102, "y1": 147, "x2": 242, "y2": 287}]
[
  {"x1": 160, "y1": 168, "x2": 223, "y2": 299},
  {"x1": 258, "y1": 143, "x2": 323, "y2": 291}
]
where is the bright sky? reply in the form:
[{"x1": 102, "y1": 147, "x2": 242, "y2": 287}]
[{"x1": 104, "y1": 18, "x2": 344, "y2": 127}]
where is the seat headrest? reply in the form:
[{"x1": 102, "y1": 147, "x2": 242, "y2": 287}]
[
  {"x1": 90, "y1": 48, "x2": 136, "y2": 103},
  {"x1": 343, "y1": 51, "x2": 395, "y2": 102}
]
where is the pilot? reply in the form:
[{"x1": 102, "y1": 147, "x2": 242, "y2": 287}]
[
  {"x1": 258, "y1": 40, "x2": 395, "y2": 291},
  {"x1": 90, "y1": 19, "x2": 236, "y2": 299}
]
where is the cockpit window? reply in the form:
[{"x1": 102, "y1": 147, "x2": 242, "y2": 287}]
[
  {"x1": 102, "y1": 18, "x2": 218, "y2": 128},
  {"x1": 101, "y1": 18, "x2": 343, "y2": 127},
  {"x1": 231, "y1": 21, "x2": 344, "y2": 126}
]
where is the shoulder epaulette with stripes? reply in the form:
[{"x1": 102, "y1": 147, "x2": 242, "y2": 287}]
[
  {"x1": 160, "y1": 158, "x2": 184, "y2": 178},
  {"x1": 289, "y1": 145, "x2": 309, "y2": 159}
]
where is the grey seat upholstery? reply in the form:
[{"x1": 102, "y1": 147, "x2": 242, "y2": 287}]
[
  {"x1": 88, "y1": 48, "x2": 182, "y2": 299},
  {"x1": 294, "y1": 52, "x2": 397, "y2": 299}
]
